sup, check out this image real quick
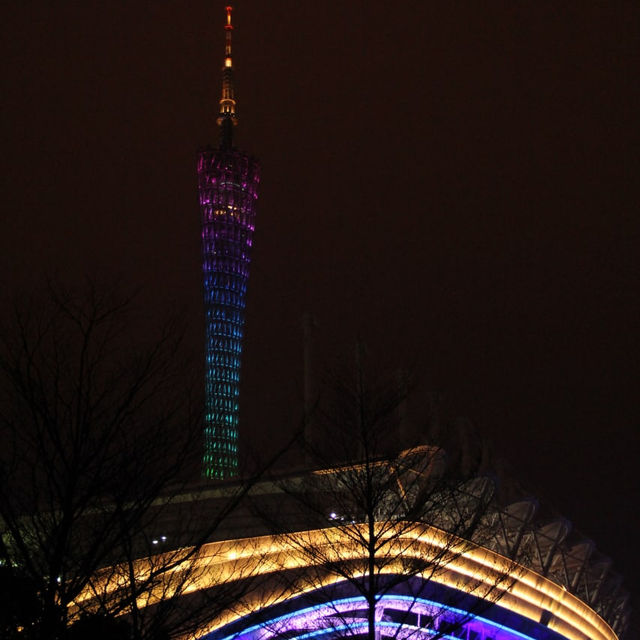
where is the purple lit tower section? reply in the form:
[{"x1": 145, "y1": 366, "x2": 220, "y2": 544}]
[{"x1": 198, "y1": 5, "x2": 260, "y2": 479}]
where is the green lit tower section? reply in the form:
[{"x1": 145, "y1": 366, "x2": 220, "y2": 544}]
[{"x1": 198, "y1": 5, "x2": 260, "y2": 479}]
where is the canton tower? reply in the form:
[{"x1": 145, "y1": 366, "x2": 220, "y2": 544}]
[{"x1": 198, "y1": 4, "x2": 259, "y2": 479}]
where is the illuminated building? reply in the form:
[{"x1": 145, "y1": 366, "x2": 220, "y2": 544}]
[
  {"x1": 193, "y1": 465, "x2": 629, "y2": 640},
  {"x1": 91, "y1": 5, "x2": 629, "y2": 637},
  {"x1": 74, "y1": 450, "x2": 630, "y2": 640},
  {"x1": 198, "y1": 4, "x2": 259, "y2": 478}
]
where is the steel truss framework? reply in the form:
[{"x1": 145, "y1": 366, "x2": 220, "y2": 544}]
[{"x1": 469, "y1": 489, "x2": 629, "y2": 635}]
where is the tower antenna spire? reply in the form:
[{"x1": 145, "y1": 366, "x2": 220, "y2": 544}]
[{"x1": 217, "y1": 4, "x2": 238, "y2": 149}]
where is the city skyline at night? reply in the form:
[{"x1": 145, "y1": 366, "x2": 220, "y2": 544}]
[{"x1": 1, "y1": 2, "x2": 638, "y2": 628}]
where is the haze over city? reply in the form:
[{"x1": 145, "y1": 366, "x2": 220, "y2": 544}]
[{"x1": 1, "y1": 1, "x2": 638, "y2": 624}]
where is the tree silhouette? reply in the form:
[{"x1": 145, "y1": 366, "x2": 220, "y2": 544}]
[
  {"x1": 0, "y1": 281, "x2": 257, "y2": 639},
  {"x1": 253, "y1": 352, "x2": 518, "y2": 640}
]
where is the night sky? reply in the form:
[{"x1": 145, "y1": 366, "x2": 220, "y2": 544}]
[{"x1": 1, "y1": 0, "x2": 638, "y2": 623}]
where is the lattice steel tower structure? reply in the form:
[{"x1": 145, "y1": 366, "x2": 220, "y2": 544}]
[{"x1": 198, "y1": 5, "x2": 259, "y2": 479}]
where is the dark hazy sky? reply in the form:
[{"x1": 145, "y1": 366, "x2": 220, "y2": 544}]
[{"x1": 1, "y1": 0, "x2": 638, "y2": 616}]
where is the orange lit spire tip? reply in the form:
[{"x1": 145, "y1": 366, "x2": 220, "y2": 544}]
[{"x1": 217, "y1": 2, "x2": 238, "y2": 142}]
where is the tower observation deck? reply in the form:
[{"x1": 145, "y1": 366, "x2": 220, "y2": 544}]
[{"x1": 198, "y1": 5, "x2": 260, "y2": 479}]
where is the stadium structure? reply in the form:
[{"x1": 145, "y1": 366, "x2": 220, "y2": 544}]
[{"x1": 73, "y1": 445, "x2": 630, "y2": 640}]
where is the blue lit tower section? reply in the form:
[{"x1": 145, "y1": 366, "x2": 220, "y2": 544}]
[{"x1": 198, "y1": 5, "x2": 260, "y2": 479}]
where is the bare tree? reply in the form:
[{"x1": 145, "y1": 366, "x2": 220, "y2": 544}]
[
  {"x1": 252, "y1": 352, "x2": 519, "y2": 640},
  {"x1": 0, "y1": 282, "x2": 260, "y2": 639},
  {"x1": 73, "y1": 479, "x2": 275, "y2": 640}
]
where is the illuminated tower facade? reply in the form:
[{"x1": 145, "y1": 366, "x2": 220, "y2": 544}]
[{"x1": 198, "y1": 5, "x2": 259, "y2": 479}]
